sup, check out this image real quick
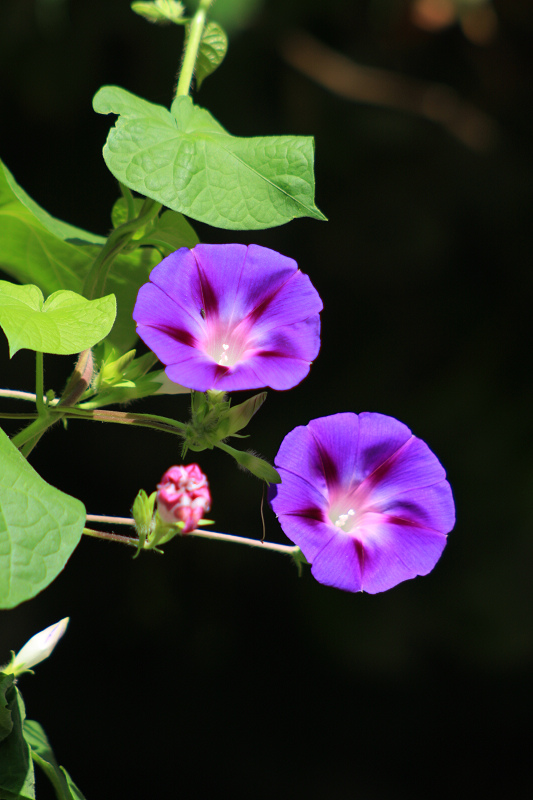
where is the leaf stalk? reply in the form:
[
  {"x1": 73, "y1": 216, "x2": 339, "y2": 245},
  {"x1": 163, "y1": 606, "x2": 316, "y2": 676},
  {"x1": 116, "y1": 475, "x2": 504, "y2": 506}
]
[{"x1": 175, "y1": 0, "x2": 214, "y2": 97}]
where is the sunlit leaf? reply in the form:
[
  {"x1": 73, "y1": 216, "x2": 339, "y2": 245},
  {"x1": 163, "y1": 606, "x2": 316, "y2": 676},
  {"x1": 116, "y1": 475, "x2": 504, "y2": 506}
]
[
  {"x1": 131, "y1": 0, "x2": 186, "y2": 25},
  {"x1": 0, "y1": 281, "x2": 116, "y2": 356},
  {"x1": 0, "y1": 160, "x2": 164, "y2": 350},
  {"x1": 93, "y1": 86, "x2": 326, "y2": 230}
]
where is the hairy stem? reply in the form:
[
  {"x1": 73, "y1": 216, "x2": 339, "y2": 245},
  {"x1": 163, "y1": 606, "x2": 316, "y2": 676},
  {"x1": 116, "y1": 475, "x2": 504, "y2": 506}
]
[
  {"x1": 175, "y1": 0, "x2": 214, "y2": 97},
  {"x1": 83, "y1": 527, "x2": 140, "y2": 548},
  {"x1": 10, "y1": 411, "x2": 63, "y2": 449}
]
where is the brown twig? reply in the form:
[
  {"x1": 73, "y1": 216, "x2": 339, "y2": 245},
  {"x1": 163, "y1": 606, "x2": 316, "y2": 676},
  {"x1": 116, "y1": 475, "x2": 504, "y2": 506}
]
[{"x1": 280, "y1": 30, "x2": 498, "y2": 151}]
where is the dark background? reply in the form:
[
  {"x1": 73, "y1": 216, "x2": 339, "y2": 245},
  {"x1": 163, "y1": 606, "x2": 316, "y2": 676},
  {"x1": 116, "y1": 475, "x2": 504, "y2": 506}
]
[{"x1": 1, "y1": 1, "x2": 532, "y2": 797}]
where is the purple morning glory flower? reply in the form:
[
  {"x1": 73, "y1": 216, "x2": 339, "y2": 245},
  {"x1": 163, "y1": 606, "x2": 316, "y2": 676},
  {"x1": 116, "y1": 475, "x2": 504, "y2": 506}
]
[
  {"x1": 269, "y1": 412, "x2": 455, "y2": 594},
  {"x1": 133, "y1": 244, "x2": 323, "y2": 392}
]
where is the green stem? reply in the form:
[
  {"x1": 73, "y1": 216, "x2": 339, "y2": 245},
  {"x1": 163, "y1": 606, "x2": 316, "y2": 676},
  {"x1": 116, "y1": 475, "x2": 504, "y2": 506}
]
[
  {"x1": 175, "y1": 0, "x2": 214, "y2": 97},
  {"x1": 54, "y1": 406, "x2": 186, "y2": 436},
  {"x1": 0, "y1": 412, "x2": 38, "y2": 419},
  {"x1": 35, "y1": 352, "x2": 45, "y2": 415},
  {"x1": 10, "y1": 410, "x2": 63, "y2": 449},
  {"x1": 119, "y1": 181, "x2": 136, "y2": 220},
  {"x1": 82, "y1": 198, "x2": 161, "y2": 299},
  {"x1": 83, "y1": 527, "x2": 140, "y2": 548}
]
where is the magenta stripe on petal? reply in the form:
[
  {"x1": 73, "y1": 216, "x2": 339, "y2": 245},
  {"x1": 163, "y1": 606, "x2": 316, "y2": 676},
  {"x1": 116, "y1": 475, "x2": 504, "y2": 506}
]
[{"x1": 270, "y1": 412, "x2": 455, "y2": 594}]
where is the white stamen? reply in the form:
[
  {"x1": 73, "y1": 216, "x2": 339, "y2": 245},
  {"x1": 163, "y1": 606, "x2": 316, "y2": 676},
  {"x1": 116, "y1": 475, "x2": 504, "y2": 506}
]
[
  {"x1": 334, "y1": 508, "x2": 356, "y2": 530},
  {"x1": 218, "y1": 343, "x2": 230, "y2": 366}
]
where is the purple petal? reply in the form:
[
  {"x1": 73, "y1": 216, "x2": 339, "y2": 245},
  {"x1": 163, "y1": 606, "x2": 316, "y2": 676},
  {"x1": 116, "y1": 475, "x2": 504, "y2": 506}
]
[
  {"x1": 359, "y1": 435, "x2": 449, "y2": 506},
  {"x1": 133, "y1": 243, "x2": 322, "y2": 392},
  {"x1": 353, "y1": 517, "x2": 448, "y2": 593},
  {"x1": 194, "y1": 243, "x2": 314, "y2": 325},
  {"x1": 270, "y1": 468, "x2": 329, "y2": 520},
  {"x1": 368, "y1": 482, "x2": 456, "y2": 533},
  {"x1": 270, "y1": 412, "x2": 455, "y2": 594},
  {"x1": 272, "y1": 424, "x2": 330, "y2": 501}
]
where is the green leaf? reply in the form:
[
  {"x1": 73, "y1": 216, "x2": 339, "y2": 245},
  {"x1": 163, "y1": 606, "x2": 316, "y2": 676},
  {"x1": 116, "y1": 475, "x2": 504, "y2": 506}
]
[
  {"x1": 93, "y1": 87, "x2": 326, "y2": 230},
  {"x1": 0, "y1": 160, "x2": 163, "y2": 351},
  {"x1": 0, "y1": 161, "x2": 105, "y2": 248},
  {"x1": 0, "y1": 428, "x2": 86, "y2": 609},
  {"x1": 136, "y1": 209, "x2": 199, "y2": 253},
  {"x1": 0, "y1": 281, "x2": 116, "y2": 357},
  {"x1": 61, "y1": 770, "x2": 87, "y2": 800},
  {"x1": 112, "y1": 198, "x2": 198, "y2": 254},
  {"x1": 188, "y1": 20, "x2": 228, "y2": 89},
  {"x1": 111, "y1": 196, "x2": 146, "y2": 231},
  {"x1": 131, "y1": 0, "x2": 186, "y2": 25},
  {"x1": 24, "y1": 720, "x2": 87, "y2": 800},
  {"x1": 0, "y1": 678, "x2": 35, "y2": 799},
  {"x1": 0, "y1": 160, "x2": 105, "y2": 294},
  {"x1": 0, "y1": 674, "x2": 14, "y2": 744}
]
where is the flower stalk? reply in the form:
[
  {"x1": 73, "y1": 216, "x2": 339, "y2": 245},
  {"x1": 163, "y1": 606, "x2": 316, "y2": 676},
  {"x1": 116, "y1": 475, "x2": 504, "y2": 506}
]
[{"x1": 84, "y1": 515, "x2": 300, "y2": 557}]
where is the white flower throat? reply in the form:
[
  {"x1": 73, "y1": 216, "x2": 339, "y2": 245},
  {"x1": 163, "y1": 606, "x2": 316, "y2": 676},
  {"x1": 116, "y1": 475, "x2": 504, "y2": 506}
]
[
  {"x1": 334, "y1": 508, "x2": 356, "y2": 532},
  {"x1": 218, "y1": 343, "x2": 230, "y2": 365}
]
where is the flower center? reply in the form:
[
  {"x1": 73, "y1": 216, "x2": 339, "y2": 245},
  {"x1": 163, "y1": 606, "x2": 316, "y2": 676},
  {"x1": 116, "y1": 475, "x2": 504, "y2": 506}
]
[
  {"x1": 333, "y1": 508, "x2": 356, "y2": 532},
  {"x1": 218, "y1": 343, "x2": 230, "y2": 365},
  {"x1": 204, "y1": 321, "x2": 253, "y2": 368}
]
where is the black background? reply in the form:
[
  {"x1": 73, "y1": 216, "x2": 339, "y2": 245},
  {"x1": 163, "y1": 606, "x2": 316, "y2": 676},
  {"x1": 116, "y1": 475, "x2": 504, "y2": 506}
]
[{"x1": 1, "y1": 1, "x2": 532, "y2": 798}]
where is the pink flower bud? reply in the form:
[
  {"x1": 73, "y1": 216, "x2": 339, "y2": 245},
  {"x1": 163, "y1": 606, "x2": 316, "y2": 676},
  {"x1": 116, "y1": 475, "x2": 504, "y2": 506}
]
[{"x1": 156, "y1": 464, "x2": 211, "y2": 533}]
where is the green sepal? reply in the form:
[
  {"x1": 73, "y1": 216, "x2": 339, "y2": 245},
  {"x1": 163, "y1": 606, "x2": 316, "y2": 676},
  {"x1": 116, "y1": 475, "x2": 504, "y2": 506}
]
[
  {"x1": 131, "y1": 0, "x2": 186, "y2": 25},
  {"x1": 221, "y1": 392, "x2": 267, "y2": 437},
  {"x1": 216, "y1": 441, "x2": 281, "y2": 484},
  {"x1": 88, "y1": 344, "x2": 163, "y2": 406},
  {"x1": 149, "y1": 510, "x2": 185, "y2": 548},
  {"x1": 291, "y1": 547, "x2": 310, "y2": 577},
  {"x1": 131, "y1": 489, "x2": 156, "y2": 556}
]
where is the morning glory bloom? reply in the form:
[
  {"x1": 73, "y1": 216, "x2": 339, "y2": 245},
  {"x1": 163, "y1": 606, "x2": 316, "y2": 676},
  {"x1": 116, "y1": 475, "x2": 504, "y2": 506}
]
[
  {"x1": 133, "y1": 244, "x2": 323, "y2": 392},
  {"x1": 269, "y1": 413, "x2": 455, "y2": 594}
]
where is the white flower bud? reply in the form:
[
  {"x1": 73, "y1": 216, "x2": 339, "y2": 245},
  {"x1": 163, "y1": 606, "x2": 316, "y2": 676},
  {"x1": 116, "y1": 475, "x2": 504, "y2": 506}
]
[{"x1": 4, "y1": 618, "x2": 69, "y2": 676}]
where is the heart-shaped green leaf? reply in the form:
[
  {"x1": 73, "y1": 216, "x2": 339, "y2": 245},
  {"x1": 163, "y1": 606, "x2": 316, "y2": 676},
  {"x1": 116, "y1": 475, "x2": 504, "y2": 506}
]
[
  {"x1": 0, "y1": 160, "x2": 173, "y2": 350},
  {"x1": 0, "y1": 281, "x2": 116, "y2": 356},
  {"x1": 0, "y1": 429, "x2": 85, "y2": 609},
  {"x1": 93, "y1": 86, "x2": 326, "y2": 230}
]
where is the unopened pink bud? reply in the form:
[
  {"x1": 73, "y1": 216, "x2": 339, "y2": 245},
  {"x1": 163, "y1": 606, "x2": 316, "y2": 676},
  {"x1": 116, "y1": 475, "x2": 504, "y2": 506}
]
[{"x1": 156, "y1": 464, "x2": 211, "y2": 533}]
